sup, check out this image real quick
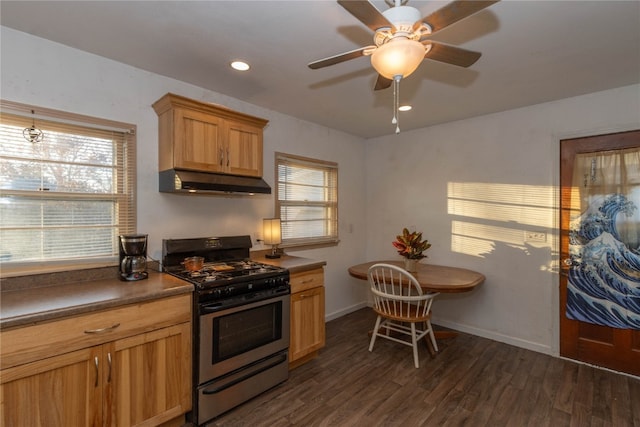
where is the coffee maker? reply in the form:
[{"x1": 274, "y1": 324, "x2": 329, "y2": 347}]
[{"x1": 118, "y1": 234, "x2": 148, "y2": 281}]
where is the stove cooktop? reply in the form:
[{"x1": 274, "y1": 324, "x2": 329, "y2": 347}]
[{"x1": 165, "y1": 260, "x2": 286, "y2": 288}]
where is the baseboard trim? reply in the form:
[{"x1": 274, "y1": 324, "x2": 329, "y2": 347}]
[
  {"x1": 325, "y1": 302, "x2": 367, "y2": 322},
  {"x1": 333, "y1": 303, "x2": 553, "y2": 355},
  {"x1": 433, "y1": 318, "x2": 553, "y2": 356}
]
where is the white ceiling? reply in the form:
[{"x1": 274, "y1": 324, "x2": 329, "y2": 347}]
[{"x1": 1, "y1": 1, "x2": 639, "y2": 139}]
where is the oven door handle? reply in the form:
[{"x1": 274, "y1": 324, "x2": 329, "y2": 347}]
[
  {"x1": 200, "y1": 302, "x2": 224, "y2": 314},
  {"x1": 202, "y1": 353, "x2": 287, "y2": 395},
  {"x1": 200, "y1": 288, "x2": 290, "y2": 314}
]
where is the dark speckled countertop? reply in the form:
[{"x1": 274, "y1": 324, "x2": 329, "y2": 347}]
[
  {"x1": 0, "y1": 270, "x2": 193, "y2": 330},
  {"x1": 1, "y1": 254, "x2": 322, "y2": 331}
]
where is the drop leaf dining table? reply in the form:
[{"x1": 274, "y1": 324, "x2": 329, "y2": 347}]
[{"x1": 348, "y1": 260, "x2": 485, "y2": 355}]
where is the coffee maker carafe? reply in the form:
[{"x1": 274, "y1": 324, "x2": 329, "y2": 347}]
[{"x1": 119, "y1": 234, "x2": 148, "y2": 281}]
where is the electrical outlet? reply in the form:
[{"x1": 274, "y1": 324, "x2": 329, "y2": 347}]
[{"x1": 524, "y1": 231, "x2": 546, "y2": 242}]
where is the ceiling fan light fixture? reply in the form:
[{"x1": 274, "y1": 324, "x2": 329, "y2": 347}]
[{"x1": 370, "y1": 37, "x2": 424, "y2": 80}]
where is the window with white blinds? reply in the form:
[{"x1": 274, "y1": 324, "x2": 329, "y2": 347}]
[
  {"x1": 275, "y1": 152, "x2": 338, "y2": 247},
  {"x1": 0, "y1": 101, "x2": 136, "y2": 269}
]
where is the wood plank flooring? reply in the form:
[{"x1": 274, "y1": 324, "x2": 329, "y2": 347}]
[{"x1": 209, "y1": 308, "x2": 640, "y2": 427}]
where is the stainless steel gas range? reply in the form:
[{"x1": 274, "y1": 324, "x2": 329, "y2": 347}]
[{"x1": 162, "y1": 235, "x2": 290, "y2": 426}]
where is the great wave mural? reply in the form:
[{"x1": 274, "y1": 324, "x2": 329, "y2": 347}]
[{"x1": 567, "y1": 193, "x2": 640, "y2": 329}]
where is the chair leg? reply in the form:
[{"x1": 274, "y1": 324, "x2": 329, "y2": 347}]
[
  {"x1": 426, "y1": 320, "x2": 438, "y2": 352},
  {"x1": 369, "y1": 315, "x2": 382, "y2": 352},
  {"x1": 411, "y1": 322, "x2": 419, "y2": 368}
]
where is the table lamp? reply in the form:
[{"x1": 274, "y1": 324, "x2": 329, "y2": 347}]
[{"x1": 263, "y1": 218, "x2": 282, "y2": 259}]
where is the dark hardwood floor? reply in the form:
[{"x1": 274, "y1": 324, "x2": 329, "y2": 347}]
[{"x1": 209, "y1": 308, "x2": 640, "y2": 427}]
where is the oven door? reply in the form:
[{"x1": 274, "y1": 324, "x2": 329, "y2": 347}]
[{"x1": 199, "y1": 292, "x2": 290, "y2": 384}]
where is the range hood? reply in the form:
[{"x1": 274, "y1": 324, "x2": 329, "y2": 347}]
[{"x1": 159, "y1": 169, "x2": 271, "y2": 195}]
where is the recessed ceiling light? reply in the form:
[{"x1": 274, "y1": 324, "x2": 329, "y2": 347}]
[
  {"x1": 230, "y1": 61, "x2": 250, "y2": 71},
  {"x1": 399, "y1": 105, "x2": 412, "y2": 112}
]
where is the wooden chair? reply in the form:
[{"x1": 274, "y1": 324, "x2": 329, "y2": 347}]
[{"x1": 367, "y1": 263, "x2": 439, "y2": 368}]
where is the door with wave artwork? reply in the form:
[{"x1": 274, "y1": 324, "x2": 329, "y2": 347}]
[{"x1": 560, "y1": 129, "x2": 640, "y2": 376}]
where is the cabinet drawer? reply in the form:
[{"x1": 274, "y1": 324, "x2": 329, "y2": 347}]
[
  {"x1": 0, "y1": 294, "x2": 191, "y2": 370},
  {"x1": 290, "y1": 268, "x2": 324, "y2": 294}
]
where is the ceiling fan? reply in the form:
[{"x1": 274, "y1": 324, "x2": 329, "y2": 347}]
[{"x1": 308, "y1": 0, "x2": 500, "y2": 133}]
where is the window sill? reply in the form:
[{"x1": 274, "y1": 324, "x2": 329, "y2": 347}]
[
  {"x1": 280, "y1": 240, "x2": 340, "y2": 252},
  {"x1": 1, "y1": 260, "x2": 117, "y2": 279}
]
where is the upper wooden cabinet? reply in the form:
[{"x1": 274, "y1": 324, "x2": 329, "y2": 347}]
[{"x1": 153, "y1": 93, "x2": 268, "y2": 177}]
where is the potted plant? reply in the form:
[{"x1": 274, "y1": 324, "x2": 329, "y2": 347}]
[{"x1": 392, "y1": 228, "x2": 431, "y2": 272}]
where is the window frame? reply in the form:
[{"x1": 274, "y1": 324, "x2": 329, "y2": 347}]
[
  {"x1": 274, "y1": 152, "x2": 339, "y2": 249},
  {"x1": 0, "y1": 100, "x2": 137, "y2": 276}
]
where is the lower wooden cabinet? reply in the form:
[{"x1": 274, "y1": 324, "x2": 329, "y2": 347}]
[
  {"x1": 109, "y1": 323, "x2": 191, "y2": 426},
  {"x1": 1, "y1": 346, "x2": 103, "y2": 426},
  {"x1": 289, "y1": 268, "x2": 325, "y2": 368},
  {"x1": 0, "y1": 294, "x2": 192, "y2": 427}
]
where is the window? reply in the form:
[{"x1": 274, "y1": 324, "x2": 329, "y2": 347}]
[
  {"x1": 275, "y1": 152, "x2": 338, "y2": 247},
  {"x1": 0, "y1": 101, "x2": 136, "y2": 271}
]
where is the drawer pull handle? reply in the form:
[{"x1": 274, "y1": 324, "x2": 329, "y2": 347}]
[
  {"x1": 84, "y1": 323, "x2": 120, "y2": 334},
  {"x1": 94, "y1": 356, "x2": 99, "y2": 388},
  {"x1": 301, "y1": 279, "x2": 314, "y2": 284}
]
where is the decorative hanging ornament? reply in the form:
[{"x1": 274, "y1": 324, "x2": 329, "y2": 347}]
[{"x1": 23, "y1": 110, "x2": 44, "y2": 143}]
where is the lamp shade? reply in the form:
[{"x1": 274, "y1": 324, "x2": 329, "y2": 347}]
[
  {"x1": 371, "y1": 38, "x2": 425, "y2": 80},
  {"x1": 263, "y1": 218, "x2": 282, "y2": 245}
]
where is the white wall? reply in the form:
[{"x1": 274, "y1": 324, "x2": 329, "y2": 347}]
[
  {"x1": 365, "y1": 84, "x2": 640, "y2": 355},
  {"x1": 0, "y1": 27, "x2": 369, "y2": 319}
]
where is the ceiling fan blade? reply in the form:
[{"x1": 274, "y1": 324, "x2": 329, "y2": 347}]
[
  {"x1": 338, "y1": 0, "x2": 396, "y2": 32},
  {"x1": 308, "y1": 45, "x2": 376, "y2": 69},
  {"x1": 374, "y1": 75, "x2": 392, "y2": 91},
  {"x1": 423, "y1": 41, "x2": 482, "y2": 68},
  {"x1": 413, "y1": 0, "x2": 499, "y2": 33}
]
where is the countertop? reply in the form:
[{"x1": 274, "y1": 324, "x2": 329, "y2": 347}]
[
  {"x1": 251, "y1": 252, "x2": 326, "y2": 273},
  {"x1": 0, "y1": 271, "x2": 193, "y2": 330},
  {"x1": 1, "y1": 254, "x2": 323, "y2": 330}
]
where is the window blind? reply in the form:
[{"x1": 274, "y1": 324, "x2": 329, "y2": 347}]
[
  {"x1": 0, "y1": 102, "x2": 136, "y2": 268},
  {"x1": 275, "y1": 152, "x2": 338, "y2": 247}
]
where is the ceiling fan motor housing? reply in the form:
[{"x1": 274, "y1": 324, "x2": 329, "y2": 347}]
[{"x1": 376, "y1": 5, "x2": 426, "y2": 46}]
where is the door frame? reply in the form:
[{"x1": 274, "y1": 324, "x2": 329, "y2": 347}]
[
  {"x1": 551, "y1": 125, "x2": 639, "y2": 357},
  {"x1": 558, "y1": 128, "x2": 640, "y2": 375}
]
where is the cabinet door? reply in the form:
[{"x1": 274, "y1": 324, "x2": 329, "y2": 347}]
[
  {"x1": 290, "y1": 286, "x2": 326, "y2": 362},
  {"x1": 225, "y1": 120, "x2": 263, "y2": 177},
  {"x1": 108, "y1": 322, "x2": 191, "y2": 427},
  {"x1": 174, "y1": 108, "x2": 224, "y2": 172},
  {"x1": 0, "y1": 347, "x2": 102, "y2": 427}
]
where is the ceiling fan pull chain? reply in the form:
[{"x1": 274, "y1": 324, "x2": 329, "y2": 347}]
[
  {"x1": 393, "y1": 76, "x2": 401, "y2": 134},
  {"x1": 392, "y1": 77, "x2": 398, "y2": 125}
]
